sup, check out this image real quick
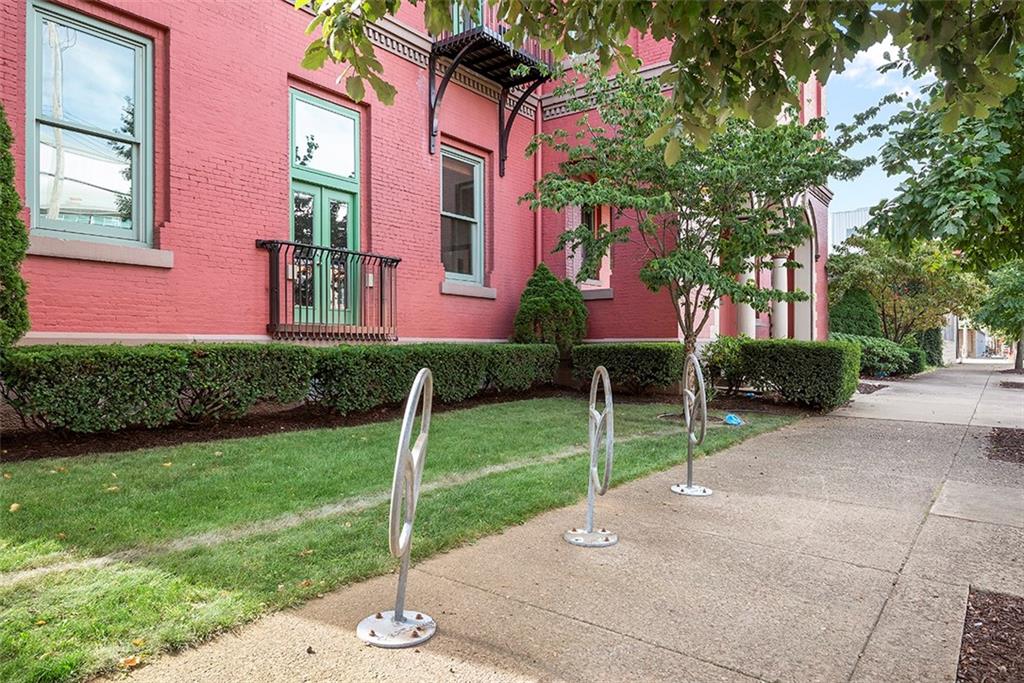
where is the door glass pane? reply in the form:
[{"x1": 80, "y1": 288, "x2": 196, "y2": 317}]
[
  {"x1": 441, "y1": 215, "x2": 474, "y2": 276},
  {"x1": 40, "y1": 17, "x2": 136, "y2": 135},
  {"x1": 293, "y1": 99, "x2": 356, "y2": 179},
  {"x1": 292, "y1": 190, "x2": 315, "y2": 307},
  {"x1": 328, "y1": 199, "x2": 349, "y2": 309},
  {"x1": 442, "y1": 155, "x2": 475, "y2": 217},
  {"x1": 37, "y1": 124, "x2": 133, "y2": 229}
]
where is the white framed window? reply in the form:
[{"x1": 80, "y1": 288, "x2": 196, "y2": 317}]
[
  {"x1": 566, "y1": 204, "x2": 611, "y2": 289},
  {"x1": 26, "y1": 1, "x2": 153, "y2": 245},
  {"x1": 440, "y1": 146, "x2": 484, "y2": 284}
]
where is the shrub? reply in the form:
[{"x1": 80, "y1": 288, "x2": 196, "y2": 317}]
[
  {"x1": 0, "y1": 100, "x2": 29, "y2": 348},
  {"x1": 700, "y1": 335, "x2": 747, "y2": 396},
  {"x1": 512, "y1": 263, "x2": 587, "y2": 354},
  {"x1": 172, "y1": 344, "x2": 317, "y2": 422},
  {"x1": 830, "y1": 332, "x2": 911, "y2": 377},
  {"x1": 914, "y1": 328, "x2": 943, "y2": 366},
  {"x1": 486, "y1": 344, "x2": 559, "y2": 392},
  {"x1": 0, "y1": 345, "x2": 188, "y2": 432},
  {"x1": 740, "y1": 339, "x2": 860, "y2": 410},
  {"x1": 829, "y1": 288, "x2": 882, "y2": 337},
  {"x1": 900, "y1": 346, "x2": 928, "y2": 375},
  {"x1": 571, "y1": 343, "x2": 685, "y2": 393},
  {"x1": 311, "y1": 343, "x2": 557, "y2": 414}
]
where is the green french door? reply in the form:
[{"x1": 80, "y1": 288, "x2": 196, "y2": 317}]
[{"x1": 290, "y1": 181, "x2": 359, "y2": 325}]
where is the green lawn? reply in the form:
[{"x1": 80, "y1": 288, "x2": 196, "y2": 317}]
[{"x1": 0, "y1": 397, "x2": 793, "y2": 682}]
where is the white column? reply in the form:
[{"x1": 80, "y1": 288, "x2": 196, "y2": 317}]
[
  {"x1": 771, "y1": 256, "x2": 789, "y2": 339},
  {"x1": 793, "y1": 239, "x2": 814, "y2": 340},
  {"x1": 737, "y1": 268, "x2": 756, "y2": 338}
]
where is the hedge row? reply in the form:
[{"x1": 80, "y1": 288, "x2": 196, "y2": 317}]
[
  {"x1": 828, "y1": 333, "x2": 922, "y2": 376},
  {"x1": 740, "y1": 339, "x2": 861, "y2": 410},
  {"x1": 0, "y1": 343, "x2": 558, "y2": 433},
  {"x1": 571, "y1": 343, "x2": 685, "y2": 393}
]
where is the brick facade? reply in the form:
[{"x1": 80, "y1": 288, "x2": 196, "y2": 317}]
[{"x1": 1, "y1": 0, "x2": 831, "y2": 345}]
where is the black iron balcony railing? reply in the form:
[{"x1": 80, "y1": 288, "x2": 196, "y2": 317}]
[
  {"x1": 256, "y1": 240, "x2": 400, "y2": 342},
  {"x1": 429, "y1": 4, "x2": 552, "y2": 176},
  {"x1": 434, "y1": 4, "x2": 551, "y2": 69}
]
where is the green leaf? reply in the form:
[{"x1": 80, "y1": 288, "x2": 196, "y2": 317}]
[
  {"x1": 663, "y1": 136, "x2": 680, "y2": 165},
  {"x1": 345, "y1": 76, "x2": 366, "y2": 102}
]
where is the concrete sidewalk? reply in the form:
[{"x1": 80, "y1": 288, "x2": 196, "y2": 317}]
[{"x1": 130, "y1": 363, "x2": 1024, "y2": 682}]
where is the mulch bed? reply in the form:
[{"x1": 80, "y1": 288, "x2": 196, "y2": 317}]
[
  {"x1": 707, "y1": 394, "x2": 811, "y2": 417},
  {"x1": 0, "y1": 387, "x2": 582, "y2": 463},
  {"x1": 1000, "y1": 381, "x2": 1024, "y2": 390},
  {"x1": 857, "y1": 382, "x2": 888, "y2": 394},
  {"x1": 958, "y1": 588, "x2": 1024, "y2": 683},
  {"x1": 986, "y1": 428, "x2": 1024, "y2": 465}
]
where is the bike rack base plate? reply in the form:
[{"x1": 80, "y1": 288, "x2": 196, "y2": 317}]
[
  {"x1": 356, "y1": 610, "x2": 436, "y2": 648},
  {"x1": 563, "y1": 528, "x2": 618, "y2": 547},
  {"x1": 670, "y1": 483, "x2": 713, "y2": 497}
]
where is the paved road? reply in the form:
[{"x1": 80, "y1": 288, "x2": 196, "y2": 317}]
[{"x1": 129, "y1": 362, "x2": 1024, "y2": 682}]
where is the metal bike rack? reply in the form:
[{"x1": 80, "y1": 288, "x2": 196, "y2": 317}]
[
  {"x1": 671, "y1": 353, "x2": 712, "y2": 497},
  {"x1": 357, "y1": 368, "x2": 438, "y2": 648},
  {"x1": 564, "y1": 366, "x2": 618, "y2": 547}
]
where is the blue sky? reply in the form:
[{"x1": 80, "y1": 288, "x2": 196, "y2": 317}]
[{"x1": 826, "y1": 37, "x2": 929, "y2": 213}]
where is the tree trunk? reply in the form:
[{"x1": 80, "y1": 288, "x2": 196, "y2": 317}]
[{"x1": 1016, "y1": 332, "x2": 1023, "y2": 371}]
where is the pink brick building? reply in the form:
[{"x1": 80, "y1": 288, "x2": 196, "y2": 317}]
[{"x1": 1, "y1": 0, "x2": 830, "y2": 346}]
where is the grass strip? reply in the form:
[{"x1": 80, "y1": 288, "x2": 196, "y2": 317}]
[{"x1": 0, "y1": 414, "x2": 791, "y2": 683}]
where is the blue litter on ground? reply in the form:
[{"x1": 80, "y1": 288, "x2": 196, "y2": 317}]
[{"x1": 723, "y1": 413, "x2": 744, "y2": 426}]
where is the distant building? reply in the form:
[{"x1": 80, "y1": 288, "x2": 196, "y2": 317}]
[{"x1": 829, "y1": 207, "x2": 871, "y2": 252}]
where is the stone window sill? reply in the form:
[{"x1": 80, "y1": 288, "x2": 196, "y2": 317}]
[
  {"x1": 440, "y1": 280, "x2": 497, "y2": 299},
  {"x1": 581, "y1": 287, "x2": 613, "y2": 300},
  {"x1": 27, "y1": 235, "x2": 174, "y2": 269}
]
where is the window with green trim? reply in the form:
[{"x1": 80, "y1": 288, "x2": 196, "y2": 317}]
[
  {"x1": 26, "y1": 1, "x2": 153, "y2": 245},
  {"x1": 440, "y1": 147, "x2": 484, "y2": 283}
]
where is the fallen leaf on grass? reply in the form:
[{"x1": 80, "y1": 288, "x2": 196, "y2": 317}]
[
  {"x1": 105, "y1": 485, "x2": 120, "y2": 493},
  {"x1": 9, "y1": 503, "x2": 21, "y2": 512},
  {"x1": 35, "y1": 619, "x2": 46, "y2": 626},
  {"x1": 2, "y1": 472, "x2": 11, "y2": 479},
  {"x1": 162, "y1": 462, "x2": 173, "y2": 468},
  {"x1": 55, "y1": 532, "x2": 66, "y2": 540},
  {"x1": 56, "y1": 467, "x2": 67, "y2": 473},
  {"x1": 213, "y1": 451, "x2": 223, "y2": 457},
  {"x1": 298, "y1": 579, "x2": 314, "y2": 588},
  {"x1": 297, "y1": 549, "x2": 315, "y2": 558},
  {"x1": 119, "y1": 655, "x2": 140, "y2": 669},
  {"x1": 131, "y1": 638, "x2": 145, "y2": 647}
]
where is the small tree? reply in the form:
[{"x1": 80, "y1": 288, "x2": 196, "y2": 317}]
[
  {"x1": 828, "y1": 234, "x2": 983, "y2": 344},
  {"x1": 512, "y1": 263, "x2": 587, "y2": 355},
  {"x1": 973, "y1": 260, "x2": 1024, "y2": 371},
  {"x1": 0, "y1": 100, "x2": 29, "y2": 349},
  {"x1": 829, "y1": 288, "x2": 883, "y2": 337},
  {"x1": 523, "y1": 63, "x2": 861, "y2": 356}
]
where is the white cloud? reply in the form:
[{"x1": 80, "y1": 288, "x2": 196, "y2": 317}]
[{"x1": 833, "y1": 34, "x2": 928, "y2": 99}]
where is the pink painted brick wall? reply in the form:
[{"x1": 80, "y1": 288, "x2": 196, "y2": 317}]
[
  {"x1": 1, "y1": 3, "x2": 832, "y2": 344},
  {"x1": 3, "y1": 0, "x2": 539, "y2": 341}
]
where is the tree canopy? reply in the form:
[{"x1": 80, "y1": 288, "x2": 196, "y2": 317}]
[
  {"x1": 299, "y1": 0, "x2": 1024, "y2": 150},
  {"x1": 839, "y1": 53, "x2": 1024, "y2": 272},
  {"x1": 973, "y1": 260, "x2": 1024, "y2": 369},
  {"x1": 522, "y1": 63, "x2": 860, "y2": 353},
  {"x1": 828, "y1": 234, "x2": 984, "y2": 344}
]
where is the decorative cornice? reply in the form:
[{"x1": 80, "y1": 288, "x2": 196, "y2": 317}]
[{"x1": 540, "y1": 61, "x2": 673, "y2": 121}]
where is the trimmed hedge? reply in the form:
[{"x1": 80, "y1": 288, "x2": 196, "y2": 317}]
[
  {"x1": 829, "y1": 288, "x2": 883, "y2": 337},
  {"x1": 1, "y1": 345, "x2": 188, "y2": 432},
  {"x1": 915, "y1": 328, "x2": 944, "y2": 366},
  {"x1": 572, "y1": 343, "x2": 685, "y2": 393},
  {"x1": 740, "y1": 339, "x2": 860, "y2": 411},
  {"x1": 172, "y1": 344, "x2": 317, "y2": 422},
  {"x1": 1, "y1": 342, "x2": 558, "y2": 431},
  {"x1": 830, "y1": 332, "x2": 912, "y2": 377}
]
